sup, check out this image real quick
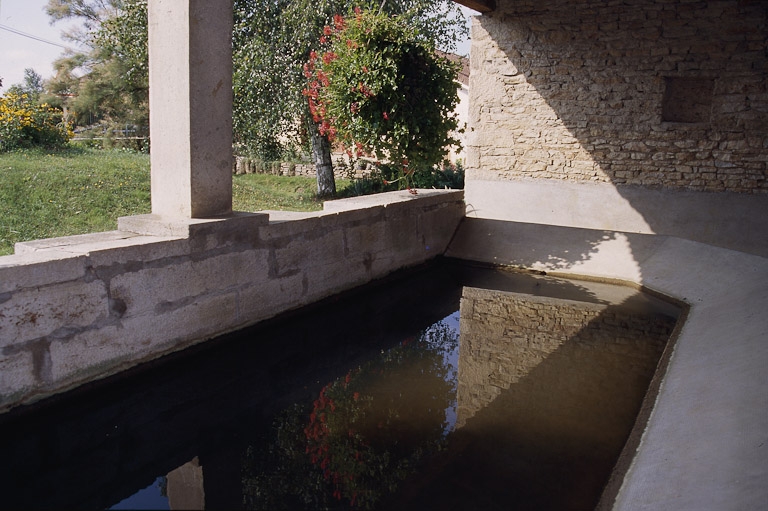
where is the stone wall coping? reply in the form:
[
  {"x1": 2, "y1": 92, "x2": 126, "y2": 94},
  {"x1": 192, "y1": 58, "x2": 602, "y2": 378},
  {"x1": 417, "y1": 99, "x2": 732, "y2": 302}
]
[{"x1": 323, "y1": 189, "x2": 465, "y2": 212}]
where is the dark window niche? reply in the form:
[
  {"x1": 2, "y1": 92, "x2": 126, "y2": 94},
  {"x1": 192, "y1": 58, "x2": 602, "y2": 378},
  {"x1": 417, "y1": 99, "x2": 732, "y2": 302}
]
[{"x1": 662, "y1": 77, "x2": 714, "y2": 123}]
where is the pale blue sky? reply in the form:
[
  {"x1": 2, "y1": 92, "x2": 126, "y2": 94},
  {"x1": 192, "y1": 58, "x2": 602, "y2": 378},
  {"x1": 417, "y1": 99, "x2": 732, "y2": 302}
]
[
  {"x1": 0, "y1": 0, "x2": 80, "y2": 92},
  {"x1": 0, "y1": 1, "x2": 474, "y2": 93}
]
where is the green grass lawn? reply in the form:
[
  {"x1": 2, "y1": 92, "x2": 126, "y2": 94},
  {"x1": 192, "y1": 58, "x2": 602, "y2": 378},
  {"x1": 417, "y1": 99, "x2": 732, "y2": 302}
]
[{"x1": 0, "y1": 148, "x2": 349, "y2": 256}]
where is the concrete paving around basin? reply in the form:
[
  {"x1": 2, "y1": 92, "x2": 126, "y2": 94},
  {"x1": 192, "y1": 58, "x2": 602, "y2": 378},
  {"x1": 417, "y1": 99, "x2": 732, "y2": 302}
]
[{"x1": 445, "y1": 217, "x2": 768, "y2": 511}]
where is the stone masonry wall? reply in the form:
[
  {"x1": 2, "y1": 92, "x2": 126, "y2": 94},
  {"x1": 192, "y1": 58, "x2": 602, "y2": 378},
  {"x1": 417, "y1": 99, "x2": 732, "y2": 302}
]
[
  {"x1": 468, "y1": 0, "x2": 767, "y2": 193},
  {"x1": 456, "y1": 287, "x2": 675, "y2": 429},
  {"x1": 0, "y1": 190, "x2": 464, "y2": 413}
]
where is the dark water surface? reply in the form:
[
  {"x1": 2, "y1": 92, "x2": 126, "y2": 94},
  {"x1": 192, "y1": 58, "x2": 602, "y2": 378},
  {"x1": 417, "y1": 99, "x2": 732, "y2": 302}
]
[{"x1": 0, "y1": 259, "x2": 679, "y2": 510}]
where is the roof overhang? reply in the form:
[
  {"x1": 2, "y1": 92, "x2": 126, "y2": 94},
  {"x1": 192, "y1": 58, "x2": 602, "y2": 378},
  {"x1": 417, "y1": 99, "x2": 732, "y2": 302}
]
[{"x1": 453, "y1": 0, "x2": 495, "y2": 13}]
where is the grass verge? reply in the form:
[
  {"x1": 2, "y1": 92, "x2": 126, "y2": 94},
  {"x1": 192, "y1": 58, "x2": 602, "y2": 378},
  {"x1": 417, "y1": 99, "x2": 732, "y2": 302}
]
[{"x1": 0, "y1": 148, "x2": 351, "y2": 256}]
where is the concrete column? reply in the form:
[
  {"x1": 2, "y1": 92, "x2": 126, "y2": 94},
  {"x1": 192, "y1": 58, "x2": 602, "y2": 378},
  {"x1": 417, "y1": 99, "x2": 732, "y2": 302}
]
[{"x1": 148, "y1": 0, "x2": 233, "y2": 219}]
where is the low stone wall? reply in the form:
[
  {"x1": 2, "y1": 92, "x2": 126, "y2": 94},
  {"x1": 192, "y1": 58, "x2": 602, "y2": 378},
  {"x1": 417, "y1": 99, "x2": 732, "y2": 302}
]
[
  {"x1": 232, "y1": 156, "x2": 376, "y2": 179},
  {"x1": 232, "y1": 157, "x2": 319, "y2": 177},
  {"x1": 0, "y1": 190, "x2": 464, "y2": 413},
  {"x1": 464, "y1": 177, "x2": 768, "y2": 258}
]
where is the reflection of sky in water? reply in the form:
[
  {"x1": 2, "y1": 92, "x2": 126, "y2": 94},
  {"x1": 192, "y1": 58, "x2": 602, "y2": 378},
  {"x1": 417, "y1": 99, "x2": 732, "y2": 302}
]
[
  {"x1": 109, "y1": 477, "x2": 168, "y2": 510},
  {"x1": 441, "y1": 311, "x2": 461, "y2": 435}
]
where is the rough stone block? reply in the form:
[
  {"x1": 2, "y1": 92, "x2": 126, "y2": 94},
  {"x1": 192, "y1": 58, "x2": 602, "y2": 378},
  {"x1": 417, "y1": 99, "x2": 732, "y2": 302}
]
[
  {"x1": 343, "y1": 220, "x2": 389, "y2": 255},
  {"x1": 48, "y1": 324, "x2": 141, "y2": 385},
  {"x1": 0, "y1": 350, "x2": 36, "y2": 407},
  {"x1": 116, "y1": 291, "x2": 239, "y2": 356},
  {"x1": 0, "y1": 280, "x2": 109, "y2": 347},
  {"x1": 109, "y1": 249, "x2": 270, "y2": 317},
  {"x1": 236, "y1": 272, "x2": 307, "y2": 324},
  {"x1": 0, "y1": 254, "x2": 88, "y2": 294},
  {"x1": 273, "y1": 230, "x2": 345, "y2": 276},
  {"x1": 303, "y1": 259, "x2": 369, "y2": 303}
]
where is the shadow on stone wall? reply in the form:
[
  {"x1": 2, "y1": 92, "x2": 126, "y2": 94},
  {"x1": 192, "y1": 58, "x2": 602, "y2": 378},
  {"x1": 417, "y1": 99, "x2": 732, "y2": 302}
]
[{"x1": 468, "y1": 0, "x2": 768, "y2": 257}]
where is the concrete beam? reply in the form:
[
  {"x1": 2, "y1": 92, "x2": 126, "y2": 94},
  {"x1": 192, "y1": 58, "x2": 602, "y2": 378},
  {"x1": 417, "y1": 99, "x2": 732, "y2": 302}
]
[
  {"x1": 148, "y1": 0, "x2": 233, "y2": 219},
  {"x1": 453, "y1": 0, "x2": 495, "y2": 13}
]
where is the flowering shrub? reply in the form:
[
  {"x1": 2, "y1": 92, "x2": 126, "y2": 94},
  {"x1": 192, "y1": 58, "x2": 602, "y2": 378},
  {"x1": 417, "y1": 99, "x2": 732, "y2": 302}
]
[
  {"x1": 0, "y1": 92, "x2": 72, "y2": 152},
  {"x1": 304, "y1": 8, "x2": 461, "y2": 190}
]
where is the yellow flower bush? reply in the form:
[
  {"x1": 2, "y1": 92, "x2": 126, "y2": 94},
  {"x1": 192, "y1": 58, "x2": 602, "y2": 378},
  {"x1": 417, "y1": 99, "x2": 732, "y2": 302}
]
[{"x1": 0, "y1": 92, "x2": 72, "y2": 151}]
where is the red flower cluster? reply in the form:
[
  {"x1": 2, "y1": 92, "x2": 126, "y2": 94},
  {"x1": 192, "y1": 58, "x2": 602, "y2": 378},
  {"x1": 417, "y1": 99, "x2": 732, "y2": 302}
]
[
  {"x1": 356, "y1": 82, "x2": 373, "y2": 98},
  {"x1": 303, "y1": 9, "x2": 380, "y2": 155},
  {"x1": 333, "y1": 13, "x2": 345, "y2": 30},
  {"x1": 322, "y1": 51, "x2": 338, "y2": 65},
  {"x1": 304, "y1": 383, "x2": 335, "y2": 466}
]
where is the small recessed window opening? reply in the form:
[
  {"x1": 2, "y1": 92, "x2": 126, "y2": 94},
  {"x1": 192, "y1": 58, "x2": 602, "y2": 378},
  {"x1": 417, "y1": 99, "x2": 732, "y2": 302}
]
[{"x1": 662, "y1": 77, "x2": 714, "y2": 123}]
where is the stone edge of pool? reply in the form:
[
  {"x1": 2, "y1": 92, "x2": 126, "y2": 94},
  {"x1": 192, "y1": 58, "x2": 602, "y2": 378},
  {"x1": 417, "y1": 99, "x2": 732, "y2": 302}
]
[{"x1": 445, "y1": 217, "x2": 768, "y2": 511}]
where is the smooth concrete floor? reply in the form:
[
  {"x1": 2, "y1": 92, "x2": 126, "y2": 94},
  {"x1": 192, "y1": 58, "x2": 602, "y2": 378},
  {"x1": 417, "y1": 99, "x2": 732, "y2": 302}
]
[{"x1": 445, "y1": 218, "x2": 768, "y2": 511}]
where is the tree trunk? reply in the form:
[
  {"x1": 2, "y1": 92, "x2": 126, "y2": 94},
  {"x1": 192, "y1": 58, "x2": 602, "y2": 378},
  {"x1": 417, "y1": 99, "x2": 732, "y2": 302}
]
[{"x1": 308, "y1": 121, "x2": 336, "y2": 198}]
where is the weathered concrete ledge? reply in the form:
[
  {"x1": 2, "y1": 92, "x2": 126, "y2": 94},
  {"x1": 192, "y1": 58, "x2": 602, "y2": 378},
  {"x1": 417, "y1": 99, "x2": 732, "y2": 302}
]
[
  {"x1": 0, "y1": 189, "x2": 464, "y2": 413},
  {"x1": 446, "y1": 217, "x2": 768, "y2": 511},
  {"x1": 464, "y1": 176, "x2": 768, "y2": 258}
]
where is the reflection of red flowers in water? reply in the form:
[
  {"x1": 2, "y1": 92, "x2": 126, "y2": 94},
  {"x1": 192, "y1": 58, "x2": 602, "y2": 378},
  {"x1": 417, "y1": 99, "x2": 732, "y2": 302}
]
[
  {"x1": 294, "y1": 323, "x2": 456, "y2": 508},
  {"x1": 303, "y1": 373, "x2": 367, "y2": 504}
]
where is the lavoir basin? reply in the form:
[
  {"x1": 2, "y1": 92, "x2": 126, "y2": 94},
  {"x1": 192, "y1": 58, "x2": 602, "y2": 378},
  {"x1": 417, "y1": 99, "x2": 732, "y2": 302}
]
[{"x1": 0, "y1": 259, "x2": 681, "y2": 510}]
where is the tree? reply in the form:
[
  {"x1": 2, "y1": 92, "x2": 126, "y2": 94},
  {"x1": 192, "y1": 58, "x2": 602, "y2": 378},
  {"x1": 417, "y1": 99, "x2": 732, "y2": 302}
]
[
  {"x1": 44, "y1": 0, "x2": 466, "y2": 197},
  {"x1": 44, "y1": 0, "x2": 148, "y2": 132},
  {"x1": 8, "y1": 69, "x2": 46, "y2": 101},
  {"x1": 304, "y1": 9, "x2": 461, "y2": 190},
  {"x1": 45, "y1": 0, "x2": 122, "y2": 45},
  {"x1": 233, "y1": 0, "x2": 467, "y2": 197}
]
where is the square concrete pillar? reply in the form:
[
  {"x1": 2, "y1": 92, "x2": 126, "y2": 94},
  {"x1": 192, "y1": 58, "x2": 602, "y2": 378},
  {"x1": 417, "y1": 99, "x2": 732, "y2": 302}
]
[{"x1": 148, "y1": 0, "x2": 233, "y2": 218}]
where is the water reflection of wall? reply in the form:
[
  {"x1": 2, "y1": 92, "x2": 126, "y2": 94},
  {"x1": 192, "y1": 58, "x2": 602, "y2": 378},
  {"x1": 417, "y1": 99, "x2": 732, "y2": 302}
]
[{"x1": 457, "y1": 287, "x2": 674, "y2": 429}]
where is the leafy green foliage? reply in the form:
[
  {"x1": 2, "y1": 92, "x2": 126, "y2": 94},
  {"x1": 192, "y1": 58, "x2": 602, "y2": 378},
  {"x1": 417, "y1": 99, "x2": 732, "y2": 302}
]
[
  {"x1": 305, "y1": 9, "x2": 461, "y2": 188},
  {"x1": 233, "y1": 0, "x2": 305, "y2": 161},
  {"x1": 5, "y1": 69, "x2": 45, "y2": 102},
  {"x1": 44, "y1": 0, "x2": 148, "y2": 131},
  {"x1": 45, "y1": 0, "x2": 122, "y2": 38}
]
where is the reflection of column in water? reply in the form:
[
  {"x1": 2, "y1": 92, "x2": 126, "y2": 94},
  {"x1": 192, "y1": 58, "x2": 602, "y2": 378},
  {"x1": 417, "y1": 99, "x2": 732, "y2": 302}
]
[
  {"x1": 456, "y1": 287, "x2": 672, "y2": 429},
  {"x1": 167, "y1": 458, "x2": 205, "y2": 510}
]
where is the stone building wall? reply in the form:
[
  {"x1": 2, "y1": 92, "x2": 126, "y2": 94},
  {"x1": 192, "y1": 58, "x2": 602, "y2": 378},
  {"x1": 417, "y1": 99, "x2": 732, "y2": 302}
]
[
  {"x1": 456, "y1": 287, "x2": 675, "y2": 428},
  {"x1": 468, "y1": 0, "x2": 767, "y2": 193}
]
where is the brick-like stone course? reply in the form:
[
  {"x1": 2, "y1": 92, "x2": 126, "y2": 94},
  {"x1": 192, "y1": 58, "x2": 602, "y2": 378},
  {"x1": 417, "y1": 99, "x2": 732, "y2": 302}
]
[{"x1": 469, "y1": 0, "x2": 767, "y2": 193}]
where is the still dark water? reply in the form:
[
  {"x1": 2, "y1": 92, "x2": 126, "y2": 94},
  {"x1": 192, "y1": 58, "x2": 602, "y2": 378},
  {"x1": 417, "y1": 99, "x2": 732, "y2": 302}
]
[{"x1": 0, "y1": 259, "x2": 679, "y2": 510}]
